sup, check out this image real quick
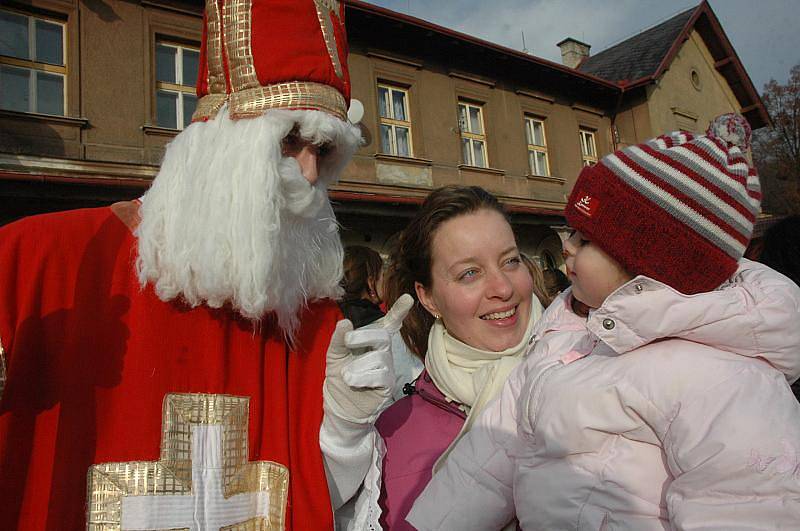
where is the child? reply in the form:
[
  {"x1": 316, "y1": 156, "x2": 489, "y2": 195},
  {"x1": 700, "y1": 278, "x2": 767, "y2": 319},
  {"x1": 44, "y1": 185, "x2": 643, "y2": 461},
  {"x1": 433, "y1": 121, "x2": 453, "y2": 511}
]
[{"x1": 407, "y1": 114, "x2": 800, "y2": 530}]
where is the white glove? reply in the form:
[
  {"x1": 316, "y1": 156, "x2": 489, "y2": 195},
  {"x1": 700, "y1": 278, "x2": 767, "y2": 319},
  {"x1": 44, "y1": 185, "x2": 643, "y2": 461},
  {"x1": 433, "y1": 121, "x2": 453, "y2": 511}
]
[
  {"x1": 321, "y1": 294, "x2": 414, "y2": 511},
  {"x1": 324, "y1": 294, "x2": 414, "y2": 424}
]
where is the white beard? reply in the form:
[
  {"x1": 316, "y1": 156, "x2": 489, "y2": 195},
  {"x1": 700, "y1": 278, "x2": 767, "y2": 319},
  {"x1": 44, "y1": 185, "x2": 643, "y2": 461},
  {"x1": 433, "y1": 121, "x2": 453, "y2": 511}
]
[{"x1": 135, "y1": 106, "x2": 361, "y2": 338}]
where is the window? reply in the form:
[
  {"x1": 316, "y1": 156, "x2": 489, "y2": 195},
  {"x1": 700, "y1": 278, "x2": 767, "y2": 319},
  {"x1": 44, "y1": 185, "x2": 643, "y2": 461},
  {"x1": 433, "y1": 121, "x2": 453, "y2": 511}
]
[
  {"x1": 155, "y1": 41, "x2": 199, "y2": 130},
  {"x1": 580, "y1": 129, "x2": 598, "y2": 167},
  {"x1": 690, "y1": 69, "x2": 702, "y2": 91},
  {"x1": 0, "y1": 9, "x2": 66, "y2": 115},
  {"x1": 377, "y1": 84, "x2": 412, "y2": 157},
  {"x1": 458, "y1": 101, "x2": 487, "y2": 167},
  {"x1": 525, "y1": 115, "x2": 549, "y2": 176}
]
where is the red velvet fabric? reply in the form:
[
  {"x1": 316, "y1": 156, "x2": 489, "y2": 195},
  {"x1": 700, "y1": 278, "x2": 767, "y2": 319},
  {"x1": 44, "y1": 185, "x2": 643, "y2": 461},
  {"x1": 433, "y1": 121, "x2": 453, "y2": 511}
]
[
  {"x1": 0, "y1": 207, "x2": 337, "y2": 530},
  {"x1": 197, "y1": 0, "x2": 350, "y2": 102}
]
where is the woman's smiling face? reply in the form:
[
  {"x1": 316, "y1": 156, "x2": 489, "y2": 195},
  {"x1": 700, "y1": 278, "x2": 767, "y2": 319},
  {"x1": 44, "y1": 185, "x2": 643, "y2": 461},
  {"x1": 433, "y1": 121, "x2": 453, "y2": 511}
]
[{"x1": 415, "y1": 208, "x2": 533, "y2": 352}]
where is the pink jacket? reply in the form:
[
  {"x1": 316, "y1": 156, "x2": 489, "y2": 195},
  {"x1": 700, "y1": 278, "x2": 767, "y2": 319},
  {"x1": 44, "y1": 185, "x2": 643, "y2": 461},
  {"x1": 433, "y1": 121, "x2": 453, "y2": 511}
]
[
  {"x1": 376, "y1": 370, "x2": 466, "y2": 530},
  {"x1": 408, "y1": 260, "x2": 800, "y2": 530}
]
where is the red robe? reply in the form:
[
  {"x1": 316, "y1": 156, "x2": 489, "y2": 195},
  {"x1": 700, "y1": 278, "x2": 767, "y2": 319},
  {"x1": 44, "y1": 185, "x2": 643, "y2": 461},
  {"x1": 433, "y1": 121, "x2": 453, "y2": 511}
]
[{"x1": 0, "y1": 206, "x2": 338, "y2": 530}]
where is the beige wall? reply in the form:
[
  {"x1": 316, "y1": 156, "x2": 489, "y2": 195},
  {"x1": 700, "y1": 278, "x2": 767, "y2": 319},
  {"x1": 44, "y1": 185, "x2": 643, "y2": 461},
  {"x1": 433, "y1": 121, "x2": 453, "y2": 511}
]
[
  {"x1": 614, "y1": 29, "x2": 743, "y2": 146},
  {"x1": 649, "y1": 30, "x2": 742, "y2": 134},
  {"x1": 1, "y1": 1, "x2": 610, "y2": 214},
  {"x1": 340, "y1": 49, "x2": 612, "y2": 211},
  {"x1": 613, "y1": 91, "x2": 651, "y2": 148},
  {"x1": 0, "y1": 0, "x2": 202, "y2": 167},
  {"x1": 81, "y1": 0, "x2": 147, "y2": 163},
  {"x1": 1, "y1": 0, "x2": 608, "y2": 261}
]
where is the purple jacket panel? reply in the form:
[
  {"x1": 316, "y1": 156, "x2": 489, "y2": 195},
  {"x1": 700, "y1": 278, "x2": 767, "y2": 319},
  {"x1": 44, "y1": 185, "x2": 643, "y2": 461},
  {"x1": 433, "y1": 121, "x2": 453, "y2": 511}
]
[{"x1": 375, "y1": 370, "x2": 465, "y2": 530}]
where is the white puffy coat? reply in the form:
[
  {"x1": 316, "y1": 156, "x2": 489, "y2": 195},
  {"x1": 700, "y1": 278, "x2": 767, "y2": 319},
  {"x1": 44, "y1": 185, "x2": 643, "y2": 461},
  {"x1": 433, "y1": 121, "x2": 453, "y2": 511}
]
[{"x1": 408, "y1": 259, "x2": 800, "y2": 530}]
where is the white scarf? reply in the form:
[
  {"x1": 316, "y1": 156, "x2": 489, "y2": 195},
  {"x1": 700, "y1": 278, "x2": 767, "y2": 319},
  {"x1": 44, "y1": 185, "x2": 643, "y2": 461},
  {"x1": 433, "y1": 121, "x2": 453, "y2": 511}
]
[{"x1": 426, "y1": 297, "x2": 543, "y2": 471}]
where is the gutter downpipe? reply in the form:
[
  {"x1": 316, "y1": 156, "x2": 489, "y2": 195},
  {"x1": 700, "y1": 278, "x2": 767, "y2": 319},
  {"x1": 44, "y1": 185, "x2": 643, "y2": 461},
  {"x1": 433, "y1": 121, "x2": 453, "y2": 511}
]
[{"x1": 609, "y1": 81, "x2": 627, "y2": 152}]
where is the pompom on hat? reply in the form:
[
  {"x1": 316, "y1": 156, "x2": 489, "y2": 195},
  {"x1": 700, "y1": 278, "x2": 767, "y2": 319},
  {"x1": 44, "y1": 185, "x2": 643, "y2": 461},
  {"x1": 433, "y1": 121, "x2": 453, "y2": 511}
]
[
  {"x1": 706, "y1": 112, "x2": 752, "y2": 151},
  {"x1": 564, "y1": 113, "x2": 762, "y2": 295}
]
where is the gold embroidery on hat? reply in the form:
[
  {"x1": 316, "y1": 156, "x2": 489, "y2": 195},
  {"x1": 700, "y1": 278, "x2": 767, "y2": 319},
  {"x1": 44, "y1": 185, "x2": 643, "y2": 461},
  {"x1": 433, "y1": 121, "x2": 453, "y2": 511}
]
[
  {"x1": 193, "y1": 0, "x2": 347, "y2": 122},
  {"x1": 0, "y1": 337, "x2": 5, "y2": 402},
  {"x1": 193, "y1": 93, "x2": 228, "y2": 122},
  {"x1": 223, "y1": 0, "x2": 259, "y2": 93},
  {"x1": 229, "y1": 81, "x2": 347, "y2": 121},
  {"x1": 86, "y1": 393, "x2": 288, "y2": 531},
  {"x1": 313, "y1": 0, "x2": 344, "y2": 81},
  {"x1": 205, "y1": 0, "x2": 226, "y2": 95},
  {"x1": 192, "y1": 0, "x2": 228, "y2": 122}
]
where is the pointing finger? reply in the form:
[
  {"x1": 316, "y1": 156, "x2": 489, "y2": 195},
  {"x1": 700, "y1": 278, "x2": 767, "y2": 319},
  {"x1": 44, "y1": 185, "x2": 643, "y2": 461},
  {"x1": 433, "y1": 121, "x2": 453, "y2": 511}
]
[{"x1": 381, "y1": 293, "x2": 414, "y2": 333}]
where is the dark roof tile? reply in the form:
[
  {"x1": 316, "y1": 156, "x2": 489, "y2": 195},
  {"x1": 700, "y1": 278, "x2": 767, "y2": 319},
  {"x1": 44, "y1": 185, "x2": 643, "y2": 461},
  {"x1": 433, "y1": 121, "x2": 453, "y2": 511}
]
[{"x1": 579, "y1": 6, "x2": 697, "y2": 83}]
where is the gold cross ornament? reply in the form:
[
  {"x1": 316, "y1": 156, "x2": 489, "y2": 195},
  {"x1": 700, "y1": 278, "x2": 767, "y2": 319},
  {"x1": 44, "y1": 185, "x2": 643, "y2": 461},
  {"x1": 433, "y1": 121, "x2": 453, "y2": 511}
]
[{"x1": 87, "y1": 393, "x2": 288, "y2": 530}]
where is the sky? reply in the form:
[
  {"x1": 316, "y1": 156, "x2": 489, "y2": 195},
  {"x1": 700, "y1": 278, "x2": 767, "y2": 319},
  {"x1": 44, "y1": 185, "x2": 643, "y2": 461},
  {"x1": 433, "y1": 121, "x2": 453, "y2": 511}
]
[{"x1": 364, "y1": 0, "x2": 799, "y2": 91}]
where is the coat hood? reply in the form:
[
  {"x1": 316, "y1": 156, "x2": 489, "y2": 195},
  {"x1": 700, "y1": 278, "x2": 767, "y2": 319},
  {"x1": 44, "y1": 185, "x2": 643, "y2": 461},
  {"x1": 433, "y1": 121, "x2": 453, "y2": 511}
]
[{"x1": 586, "y1": 259, "x2": 800, "y2": 383}]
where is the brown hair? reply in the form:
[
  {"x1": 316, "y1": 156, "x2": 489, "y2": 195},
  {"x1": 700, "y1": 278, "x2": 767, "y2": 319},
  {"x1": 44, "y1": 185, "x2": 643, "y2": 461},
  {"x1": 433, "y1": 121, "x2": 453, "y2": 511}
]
[
  {"x1": 541, "y1": 268, "x2": 570, "y2": 307},
  {"x1": 520, "y1": 254, "x2": 550, "y2": 309},
  {"x1": 340, "y1": 245, "x2": 384, "y2": 301},
  {"x1": 384, "y1": 186, "x2": 507, "y2": 359}
]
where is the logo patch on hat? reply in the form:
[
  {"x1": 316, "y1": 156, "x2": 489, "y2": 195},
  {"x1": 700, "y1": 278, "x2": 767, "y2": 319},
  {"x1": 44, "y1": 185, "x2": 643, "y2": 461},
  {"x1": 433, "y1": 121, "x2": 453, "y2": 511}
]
[{"x1": 574, "y1": 195, "x2": 598, "y2": 217}]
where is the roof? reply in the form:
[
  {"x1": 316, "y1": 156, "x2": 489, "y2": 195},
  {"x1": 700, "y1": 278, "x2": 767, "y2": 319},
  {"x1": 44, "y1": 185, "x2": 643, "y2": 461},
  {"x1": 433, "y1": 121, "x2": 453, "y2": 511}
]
[
  {"x1": 577, "y1": 1, "x2": 769, "y2": 128},
  {"x1": 579, "y1": 7, "x2": 695, "y2": 84}
]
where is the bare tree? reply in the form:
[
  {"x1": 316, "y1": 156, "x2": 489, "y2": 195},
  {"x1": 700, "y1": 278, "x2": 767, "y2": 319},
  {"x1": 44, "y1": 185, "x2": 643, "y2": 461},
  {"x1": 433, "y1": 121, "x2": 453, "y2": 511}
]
[{"x1": 753, "y1": 64, "x2": 800, "y2": 214}]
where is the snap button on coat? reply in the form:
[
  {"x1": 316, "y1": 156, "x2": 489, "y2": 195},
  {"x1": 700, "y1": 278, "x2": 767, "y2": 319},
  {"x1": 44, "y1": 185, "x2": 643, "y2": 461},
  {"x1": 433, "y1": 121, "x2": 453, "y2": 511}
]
[{"x1": 602, "y1": 318, "x2": 615, "y2": 330}]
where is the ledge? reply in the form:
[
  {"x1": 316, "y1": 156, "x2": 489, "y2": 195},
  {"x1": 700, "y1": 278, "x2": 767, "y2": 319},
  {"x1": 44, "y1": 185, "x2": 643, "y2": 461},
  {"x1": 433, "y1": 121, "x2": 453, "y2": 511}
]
[
  {"x1": 515, "y1": 89, "x2": 555, "y2": 104},
  {"x1": 0, "y1": 109, "x2": 89, "y2": 128},
  {"x1": 0, "y1": 153, "x2": 157, "y2": 182},
  {"x1": 448, "y1": 71, "x2": 496, "y2": 88},
  {"x1": 142, "y1": 125, "x2": 181, "y2": 137},
  {"x1": 366, "y1": 51, "x2": 423, "y2": 69},
  {"x1": 571, "y1": 104, "x2": 605, "y2": 117},
  {"x1": 457, "y1": 163, "x2": 505, "y2": 176},
  {"x1": 141, "y1": 0, "x2": 204, "y2": 16},
  {"x1": 670, "y1": 106, "x2": 699, "y2": 121},
  {"x1": 374, "y1": 153, "x2": 432, "y2": 166},
  {"x1": 526, "y1": 173, "x2": 566, "y2": 185}
]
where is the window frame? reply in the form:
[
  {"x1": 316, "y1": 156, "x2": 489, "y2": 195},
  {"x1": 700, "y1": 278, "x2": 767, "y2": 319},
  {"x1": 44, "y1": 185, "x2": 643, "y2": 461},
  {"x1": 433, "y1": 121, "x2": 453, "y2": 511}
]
[
  {"x1": 0, "y1": 7, "x2": 67, "y2": 116},
  {"x1": 524, "y1": 114, "x2": 550, "y2": 176},
  {"x1": 579, "y1": 129, "x2": 598, "y2": 167},
  {"x1": 458, "y1": 100, "x2": 488, "y2": 168},
  {"x1": 377, "y1": 82, "x2": 413, "y2": 157},
  {"x1": 154, "y1": 39, "x2": 199, "y2": 131}
]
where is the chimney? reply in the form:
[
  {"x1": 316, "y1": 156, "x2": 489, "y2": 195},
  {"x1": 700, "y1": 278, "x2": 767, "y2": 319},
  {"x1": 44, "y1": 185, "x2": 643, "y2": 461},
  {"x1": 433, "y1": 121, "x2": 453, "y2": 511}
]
[{"x1": 557, "y1": 37, "x2": 591, "y2": 69}]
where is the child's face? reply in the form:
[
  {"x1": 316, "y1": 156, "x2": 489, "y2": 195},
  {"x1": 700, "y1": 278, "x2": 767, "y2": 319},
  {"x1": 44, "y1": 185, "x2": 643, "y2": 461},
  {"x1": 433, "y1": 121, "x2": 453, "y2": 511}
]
[{"x1": 563, "y1": 230, "x2": 633, "y2": 309}]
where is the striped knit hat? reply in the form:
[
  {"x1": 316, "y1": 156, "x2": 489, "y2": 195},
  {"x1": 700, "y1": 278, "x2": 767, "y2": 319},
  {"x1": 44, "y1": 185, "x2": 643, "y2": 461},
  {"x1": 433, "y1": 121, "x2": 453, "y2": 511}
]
[{"x1": 564, "y1": 113, "x2": 761, "y2": 295}]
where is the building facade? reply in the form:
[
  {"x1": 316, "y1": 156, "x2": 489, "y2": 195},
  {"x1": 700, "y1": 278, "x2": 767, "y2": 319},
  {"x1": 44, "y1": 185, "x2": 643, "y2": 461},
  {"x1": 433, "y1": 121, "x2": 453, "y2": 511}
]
[{"x1": 0, "y1": 0, "x2": 768, "y2": 269}]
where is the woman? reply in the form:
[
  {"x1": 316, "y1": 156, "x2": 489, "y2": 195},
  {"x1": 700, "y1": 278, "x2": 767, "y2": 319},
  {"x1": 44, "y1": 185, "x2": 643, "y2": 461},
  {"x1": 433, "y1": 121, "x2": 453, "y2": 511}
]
[
  {"x1": 338, "y1": 245, "x2": 386, "y2": 328},
  {"x1": 407, "y1": 115, "x2": 800, "y2": 530},
  {"x1": 364, "y1": 186, "x2": 548, "y2": 530}
]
